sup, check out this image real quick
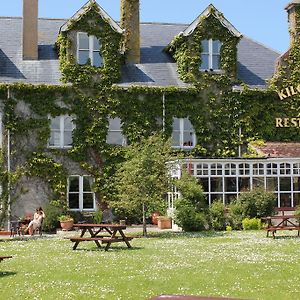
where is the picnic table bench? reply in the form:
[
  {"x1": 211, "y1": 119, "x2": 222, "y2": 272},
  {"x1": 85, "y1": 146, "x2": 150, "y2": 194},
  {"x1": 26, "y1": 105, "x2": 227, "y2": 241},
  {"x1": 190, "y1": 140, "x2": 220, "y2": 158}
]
[
  {"x1": 67, "y1": 223, "x2": 133, "y2": 251},
  {"x1": 262, "y1": 215, "x2": 300, "y2": 238},
  {"x1": 0, "y1": 256, "x2": 12, "y2": 262}
]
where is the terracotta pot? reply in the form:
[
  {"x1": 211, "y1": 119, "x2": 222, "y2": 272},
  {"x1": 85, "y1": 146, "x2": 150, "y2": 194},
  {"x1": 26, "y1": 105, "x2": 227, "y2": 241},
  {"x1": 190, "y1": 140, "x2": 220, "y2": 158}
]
[
  {"x1": 157, "y1": 217, "x2": 172, "y2": 229},
  {"x1": 60, "y1": 220, "x2": 74, "y2": 231},
  {"x1": 151, "y1": 212, "x2": 160, "y2": 225}
]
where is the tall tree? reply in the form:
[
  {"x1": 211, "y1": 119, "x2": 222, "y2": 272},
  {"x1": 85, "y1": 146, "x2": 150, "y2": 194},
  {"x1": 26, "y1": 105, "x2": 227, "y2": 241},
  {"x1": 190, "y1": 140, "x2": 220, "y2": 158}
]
[{"x1": 112, "y1": 134, "x2": 172, "y2": 236}]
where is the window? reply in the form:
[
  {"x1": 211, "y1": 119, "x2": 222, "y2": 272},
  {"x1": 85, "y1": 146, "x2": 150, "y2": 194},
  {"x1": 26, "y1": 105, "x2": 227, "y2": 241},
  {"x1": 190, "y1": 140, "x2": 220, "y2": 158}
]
[
  {"x1": 68, "y1": 175, "x2": 95, "y2": 211},
  {"x1": 200, "y1": 39, "x2": 222, "y2": 71},
  {"x1": 106, "y1": 117, "x2": 127, "y2": 146},
  {"x1": 172, "y1": 118, "x2": 196, "y2": 149},
  {"x1": 49, "y1": 115, "x2": 75, "y2": 148},
  {"x1": 77, "y1": 32, "x2": 102, "y2": 67}
]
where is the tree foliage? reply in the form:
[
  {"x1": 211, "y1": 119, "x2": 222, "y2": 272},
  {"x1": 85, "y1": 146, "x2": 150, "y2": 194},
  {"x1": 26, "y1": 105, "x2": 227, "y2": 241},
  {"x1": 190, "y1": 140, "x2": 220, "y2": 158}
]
[{"x1": 111, "y1": 134, "x2": 172, "y2": 236}]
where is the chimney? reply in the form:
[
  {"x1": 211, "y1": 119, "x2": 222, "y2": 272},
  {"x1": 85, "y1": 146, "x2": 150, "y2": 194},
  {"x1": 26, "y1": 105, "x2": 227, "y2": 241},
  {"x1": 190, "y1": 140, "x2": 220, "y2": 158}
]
[
  {"x1": 23, "y1": 0, "x2": 38, "y2": 60},
  {"x1": 120, "y1": 0, "x2": 140, "y2": 63},
  {"x1": 285, "y1": 0, "x2": 300, "y2": 45}
]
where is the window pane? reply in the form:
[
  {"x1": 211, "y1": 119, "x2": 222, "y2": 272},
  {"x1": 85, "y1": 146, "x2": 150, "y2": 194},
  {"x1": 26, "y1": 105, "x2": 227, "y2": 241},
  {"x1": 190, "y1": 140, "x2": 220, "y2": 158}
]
[
  {"x1": 69, "y1": 176, "x2": 79, "y2": 192},
  {"x1": 280, "y1": 194, "x2": 291, "y2": 207},
  {"x1": 50, "y1": 117, "x2": 60, "y2": 130},
  {"x1": 64, "y1": 116, "x2": 74, "y2": 130},
  {"x1": 93, "y1": 36, "x2": 100, "y2": 51},
  {"x1": 83, "y1": 176, "x2": 93, "y2": 192},
  {"x1": 253, "y1": 177, "x2": 265, "y2": 188},
  {"x1": 49, "y1": 131, "x2": 60, "y2": 147},
  {"x1": 211, "y1": 177, "x2": 223, "y2": 192},
  {"x1": 212, "y1": 55, "x2": 220, "y2": 70},
  {"x1": 225, "y1": 177, "x2": 237, "y2": 193},
  {"x1": 239, "y1": 177, "x2": 250, "y2": 191},
  {"x1": 93, "y1": 51, "x2": 103, "y2": 67},
  {"x1": 294, "y1": 193, "x2": 300, "y2": 207},
  {"x1": 78, "y1": 50, "x2": 89, "y2": 65},
  {"x1": 183, "y1": 118, "x2": 193, "y2": 131},
  {"x1": 172, "y1": 118, "x2": 180, "y2": 130},
  {"x1": 201, "y1": 40, "x2": 209, "y2": 53},
  {"x1": 109, "y1": 118, "x2": 121, "y2": 131},
  {"x1": 266, "y1": 177, "x2": 277, "y2": 190},
  {"x1": 280, "y1": 177, "x2": 291, "y2": 191},
  {"x1": 201, "y1": 54, "x2": 209, "y2": 69},
  {"x1": 183, "y1": 132, "x2": 194, "y2": 147},
  {"x1": 172, "y1": 131, "x2": 180, "y2": 147},
  {"x1": 107, "y1": 131, "x2": 124, "y2": 145},
  {"x1": 69, "y1": 193, "x2": 79, "y2": 209},
  {"x1": 78, "y1": 33, "x2": 89, "y2": 49},
  {"x1": 198, "y1": 178, "x2": 209, "y2": 193},
  {"x1": 83, "y1": 193, "x2": 94, "y2": 209},
  {"x1": 293, "y1": 177, "x2": 300, "y2": 191},
  {"x1": 64, "y1": 131, "x2": 73, "y2": 147},
  {"x1": 212, "y1": 40, "x2": 221, "y2": 54}
]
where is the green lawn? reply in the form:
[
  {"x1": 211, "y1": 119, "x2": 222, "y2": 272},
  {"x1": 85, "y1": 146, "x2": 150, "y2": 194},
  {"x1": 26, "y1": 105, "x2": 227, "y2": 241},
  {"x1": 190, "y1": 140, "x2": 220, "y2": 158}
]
[{"x1": 1, "y1": 231, "x2": 300, "y2": 300}]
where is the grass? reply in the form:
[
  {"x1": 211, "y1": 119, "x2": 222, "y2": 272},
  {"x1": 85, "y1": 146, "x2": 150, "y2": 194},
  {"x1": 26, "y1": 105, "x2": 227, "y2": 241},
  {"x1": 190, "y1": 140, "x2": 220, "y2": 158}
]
[{"x1": 0, "y1": 230, "x2": 300, "y2": 300}]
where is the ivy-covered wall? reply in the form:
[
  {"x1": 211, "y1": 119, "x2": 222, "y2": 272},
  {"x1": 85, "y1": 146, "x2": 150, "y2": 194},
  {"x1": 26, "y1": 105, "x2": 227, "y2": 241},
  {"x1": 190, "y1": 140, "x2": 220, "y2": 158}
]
[{"x1": 1, "y1": 1, "x2": 299, "y2": 224}]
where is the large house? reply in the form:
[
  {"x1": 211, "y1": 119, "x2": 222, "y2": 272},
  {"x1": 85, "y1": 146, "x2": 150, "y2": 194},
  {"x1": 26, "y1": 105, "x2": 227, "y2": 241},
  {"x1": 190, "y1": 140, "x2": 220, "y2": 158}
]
[{"x1": 0, "y1": 0, "x2": 299, "y2": 225}]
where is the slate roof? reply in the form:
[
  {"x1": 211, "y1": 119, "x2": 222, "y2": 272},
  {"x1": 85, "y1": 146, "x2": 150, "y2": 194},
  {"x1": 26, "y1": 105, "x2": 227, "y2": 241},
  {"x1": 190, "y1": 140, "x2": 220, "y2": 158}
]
[
  {"x1": 0, "y1": 17, "x2": 280, "y2": 87},
  {"x1": 252, "y1": 142, "x2": 300, "y2": 158}
]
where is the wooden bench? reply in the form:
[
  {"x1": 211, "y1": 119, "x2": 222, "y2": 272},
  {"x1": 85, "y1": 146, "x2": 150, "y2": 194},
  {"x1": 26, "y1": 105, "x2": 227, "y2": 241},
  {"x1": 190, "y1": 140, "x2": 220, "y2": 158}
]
[
  {"x1": 0, "y1": 256, "x2": 12, "y2": 262},
  {"x1": 68, "y1": 236, "x2": 133, "y2": 250},
  {"x1": 267, "y1": 226, "x2": 300, "y2": 238}
]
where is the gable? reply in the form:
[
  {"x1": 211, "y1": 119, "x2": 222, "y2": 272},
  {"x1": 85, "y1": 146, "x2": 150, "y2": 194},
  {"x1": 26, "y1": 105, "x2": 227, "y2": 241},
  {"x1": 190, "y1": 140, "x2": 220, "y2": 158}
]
[{"x1": 60, "y1": 0, "x2": 123, "y2": 34}]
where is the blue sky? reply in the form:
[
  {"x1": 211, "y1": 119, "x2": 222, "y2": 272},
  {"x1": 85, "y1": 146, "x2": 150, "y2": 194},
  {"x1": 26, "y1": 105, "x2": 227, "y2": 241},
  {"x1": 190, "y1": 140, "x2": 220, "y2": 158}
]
[{"x1": 1, "y1": 0, "x2": 291, "y2": 53}]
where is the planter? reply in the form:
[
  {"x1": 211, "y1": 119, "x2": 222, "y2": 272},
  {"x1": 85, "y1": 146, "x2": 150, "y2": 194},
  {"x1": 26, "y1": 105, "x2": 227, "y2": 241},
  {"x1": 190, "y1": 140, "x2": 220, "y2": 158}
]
[
  {"x1": 157, "y1": 217, "x2": 172, "y2": 229},
  {"x1": 151, "y1": 211, "x2": 160, "y2": 225},
  {"x1": 60, "y1": 220, "x2": 74, "y2": 231}
]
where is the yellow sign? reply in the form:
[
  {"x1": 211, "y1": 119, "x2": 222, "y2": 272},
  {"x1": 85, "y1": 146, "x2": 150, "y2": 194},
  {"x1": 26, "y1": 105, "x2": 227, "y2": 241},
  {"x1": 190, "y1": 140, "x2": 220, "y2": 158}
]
[{"x1": 277, "y1": 85, "x2": 300, "y2": 100}]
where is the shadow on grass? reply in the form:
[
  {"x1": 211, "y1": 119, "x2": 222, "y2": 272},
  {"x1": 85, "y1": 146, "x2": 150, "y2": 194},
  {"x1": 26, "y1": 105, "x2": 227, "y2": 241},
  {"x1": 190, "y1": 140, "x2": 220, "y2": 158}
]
[
  {"x1": 0, "y1": 271, "x2": 17, "y2": 277},
  {"x1": 272, "y1": 235, "x2": 300, "y2": 240},
  {"x1": 73, "y1": 246, "x2": 143, "y2": 252},
  {"x1": 130, "y1": 231, "x2": 226, "y2": 239}
]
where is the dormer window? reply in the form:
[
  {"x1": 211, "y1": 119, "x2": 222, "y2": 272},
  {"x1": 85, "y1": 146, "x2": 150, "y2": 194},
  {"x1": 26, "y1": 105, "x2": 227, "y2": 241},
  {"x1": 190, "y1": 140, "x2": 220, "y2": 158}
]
[
  {"x1": 77, "y1": 32, "x2": 103, "y2": 67},
  {"x1": 200, "y1": 39, "x2": 222, "y2": 71}
]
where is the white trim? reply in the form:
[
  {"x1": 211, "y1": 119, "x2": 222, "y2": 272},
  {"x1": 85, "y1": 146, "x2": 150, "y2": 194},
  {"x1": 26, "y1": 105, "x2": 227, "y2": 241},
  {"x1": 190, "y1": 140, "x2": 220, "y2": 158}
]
[
  {"x1": 48, "y1": 115, "x2": 75, "y2": 149},
  {"x1": 60, "y1": 0, "x2": 123, "y2": 34},
  {"x1": 182, "y1": 4, "x2": 242, "y2": 38},
  {"x1": 172, "y1": 117, "x2": 196, "y2": 150},
  {"x1": 68, "y1": 175, "x2": 96, "y2": 212},
  {"x1": 77, "y1": 32, "x2": 103, "y2": 67}
]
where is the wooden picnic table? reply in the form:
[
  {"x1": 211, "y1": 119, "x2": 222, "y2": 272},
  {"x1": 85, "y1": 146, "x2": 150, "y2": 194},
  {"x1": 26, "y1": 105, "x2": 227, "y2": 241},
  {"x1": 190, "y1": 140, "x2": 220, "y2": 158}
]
[
  {"x1": 68, "y1": 223, "x2": 133, "y2": 251},
  {"x1": 262, "y1": 215, "x2": 300, "y2": 238},
  {"x1": 0, "y1": 256, "x2": 12, "y2": 262}
]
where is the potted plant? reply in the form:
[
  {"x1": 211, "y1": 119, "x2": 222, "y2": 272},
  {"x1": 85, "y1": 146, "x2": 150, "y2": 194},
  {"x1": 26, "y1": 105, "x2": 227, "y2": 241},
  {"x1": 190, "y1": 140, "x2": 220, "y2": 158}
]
[
  {"x1": 58, "y1": 215, "x2": 74, "y2": 231},
  {"x1": 157, "y1": 216, "x2": 172, "y2": 229}
]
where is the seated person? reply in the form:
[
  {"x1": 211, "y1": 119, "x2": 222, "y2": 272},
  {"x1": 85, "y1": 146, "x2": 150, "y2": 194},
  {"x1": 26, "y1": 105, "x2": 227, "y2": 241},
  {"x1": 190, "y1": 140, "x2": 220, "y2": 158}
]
[{"x1": 25, "y1": 207, "x2": 45, "y2": 235}]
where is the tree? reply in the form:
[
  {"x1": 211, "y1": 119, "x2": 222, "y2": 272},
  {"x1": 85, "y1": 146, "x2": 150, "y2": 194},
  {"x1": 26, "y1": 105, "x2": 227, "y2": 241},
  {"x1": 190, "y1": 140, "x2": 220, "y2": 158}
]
[{"x1": 112, "y1": 134, "x2": 172, "y2": 236}]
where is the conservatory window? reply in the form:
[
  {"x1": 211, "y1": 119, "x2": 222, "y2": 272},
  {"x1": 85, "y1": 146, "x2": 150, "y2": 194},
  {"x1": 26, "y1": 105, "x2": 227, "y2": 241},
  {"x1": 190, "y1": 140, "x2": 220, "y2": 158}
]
[
  {"x1": 106, "y1": 117, "x2": 127, "y2": 146},
  {"x1": 200, "y1": 39, "x2": 222, "y2": 71},
  {"x1": 68, "y1": 175, "x2": 95, "y2": 211},
  {"x1": 49, "y1": 115, "x2": 75, "y2": 148},
  {"x1": 172, "y1": 118, "x2": 196, "y2": 149},
  {"x1": 77, "y1": 32, "x2": 103, "y2": 67}
]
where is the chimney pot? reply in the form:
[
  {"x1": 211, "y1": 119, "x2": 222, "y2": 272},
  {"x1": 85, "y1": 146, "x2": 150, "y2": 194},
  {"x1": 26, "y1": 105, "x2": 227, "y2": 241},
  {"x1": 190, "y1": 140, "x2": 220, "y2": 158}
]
[{"x1": 285, "y1": 1, "x2": 300, "y2": 45}]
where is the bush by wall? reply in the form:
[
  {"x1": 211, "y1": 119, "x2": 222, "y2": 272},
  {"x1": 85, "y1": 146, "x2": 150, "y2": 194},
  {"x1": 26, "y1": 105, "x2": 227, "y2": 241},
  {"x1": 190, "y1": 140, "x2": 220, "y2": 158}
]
[
  {"x1": 209, "y1": 201, "x2": 227, "y2": 231},
  {"x1": 242, "y1": 217, "x2": 261, "y2": 230}
]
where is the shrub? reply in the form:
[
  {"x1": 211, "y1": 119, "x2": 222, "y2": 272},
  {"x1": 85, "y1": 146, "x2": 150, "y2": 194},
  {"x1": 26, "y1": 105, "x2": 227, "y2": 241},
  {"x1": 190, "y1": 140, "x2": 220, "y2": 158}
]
[
  {"x1": 93, "y1": 209, "x2": 103, "y2": 224},
  {"x1": 227, "y1": 201, "x2": 244, "y2": 230},
  {"x1": 43, "y1": 204, "x2": 64, "y2": 232},
  {"x1": 175, "y1": 199, "x2": 206, "y2": 231},
  {"x1": 238, "y1": 188, "x2": 276, "y2": 218},
  {"x1": 209, "y1": 201, "x2": 226, "y2": 231},
  {"x1": 242, "y1": 218, "x2": 261, "y2": 230}
]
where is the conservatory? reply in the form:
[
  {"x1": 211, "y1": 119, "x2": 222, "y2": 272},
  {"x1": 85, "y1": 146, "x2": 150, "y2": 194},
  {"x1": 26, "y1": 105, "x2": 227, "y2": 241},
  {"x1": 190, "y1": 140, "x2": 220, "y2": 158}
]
[{"x1": 168, "y1": 158, "x2": 300, "y2": 209}]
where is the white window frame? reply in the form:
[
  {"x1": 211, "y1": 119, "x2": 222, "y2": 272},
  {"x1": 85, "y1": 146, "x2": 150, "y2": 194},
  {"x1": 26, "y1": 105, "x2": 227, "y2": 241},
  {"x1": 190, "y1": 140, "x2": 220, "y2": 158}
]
[
  {"x1": 106, "y1": 117, "x2": 127, "y2": 146},
  {"x1": 77, "y1": 32, "x2": 103, "y2": 67},
  {"x1": 48, "y1": 115, "x2": 75, "y2": 149},
  {"x1": 172, "y1": 117, "x2": 196, "y2": 150},
  {"x1": 68, "y1": 175, "x2": 96, "y2": 212},
  {"x1": 200, "y1": 39, "x2": 222, "y2": 71}
]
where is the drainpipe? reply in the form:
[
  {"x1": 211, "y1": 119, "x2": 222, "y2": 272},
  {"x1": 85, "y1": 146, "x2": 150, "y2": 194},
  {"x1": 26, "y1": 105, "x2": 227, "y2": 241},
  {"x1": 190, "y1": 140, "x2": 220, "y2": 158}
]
[
  {"x1": 162, "y1": 92, "x2": 166, "y2": 133},
  {"x1": 7, "y1": 87, "x2": 11, "y2": 231}
]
